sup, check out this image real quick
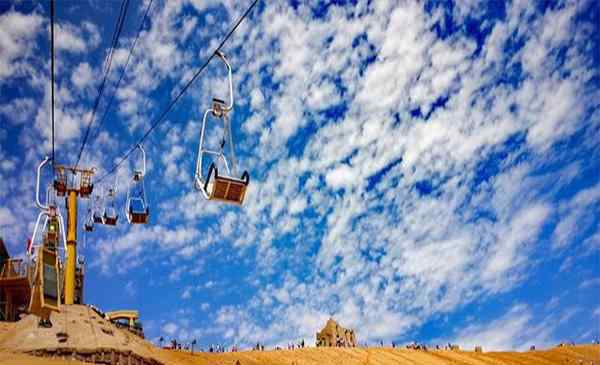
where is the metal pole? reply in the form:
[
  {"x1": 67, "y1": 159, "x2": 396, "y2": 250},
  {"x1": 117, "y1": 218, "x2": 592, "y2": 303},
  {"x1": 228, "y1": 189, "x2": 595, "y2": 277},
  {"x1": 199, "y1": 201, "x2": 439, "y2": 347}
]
[{"x1": 65, "y1": 190, "x2": 78, "y2": 304}]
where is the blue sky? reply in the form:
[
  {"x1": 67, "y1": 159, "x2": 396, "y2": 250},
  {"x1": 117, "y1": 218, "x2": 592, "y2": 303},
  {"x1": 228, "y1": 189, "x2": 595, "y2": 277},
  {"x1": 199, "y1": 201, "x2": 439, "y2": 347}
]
[{"x1": 0, "y1": 0, "x2": 599, "y2": 351}]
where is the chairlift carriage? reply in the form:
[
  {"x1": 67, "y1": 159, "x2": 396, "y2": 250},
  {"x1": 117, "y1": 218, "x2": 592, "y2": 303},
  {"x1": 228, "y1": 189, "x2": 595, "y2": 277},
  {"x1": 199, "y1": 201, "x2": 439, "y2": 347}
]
[
  {"x1": 53, "y1": 166, "x2": 67, "y2": 197},
  {"x1": 194, "y1": 51, "x2": 249, "y2": 204},
  {"x1": 84, "y1": 204, "x2": 94, "y2": 232},
  {"x1": 92, "y1": 193, "x2": 104, "y2": 224},
  {"x1": 125, "y1": 144, "x2": 149, "y2": 224},
  {"x1": 79, "y1": 169, "x2": 94, "y2": 198},
  {"x1": 28, "y1": 157, "x2": 65, "y2": 317},
  {"x1": 102, "y1": 176, "x2": 119, "y2": 226}
]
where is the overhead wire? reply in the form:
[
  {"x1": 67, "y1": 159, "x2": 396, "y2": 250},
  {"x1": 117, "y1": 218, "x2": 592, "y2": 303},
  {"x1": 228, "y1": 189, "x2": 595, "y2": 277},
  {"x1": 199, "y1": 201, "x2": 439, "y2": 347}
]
[
  {"x1": 86, "y1": 0, "x2": 154, "y2": 151},
  {"x1": 75, "y1": 0, "x2": 130, "y2": 167},
  {"x1": 50, "y1": 0, "x2": 55, "y2": 164},
  {"x1": 96, "y1": 0, "x2": 259, "y2": 184}
]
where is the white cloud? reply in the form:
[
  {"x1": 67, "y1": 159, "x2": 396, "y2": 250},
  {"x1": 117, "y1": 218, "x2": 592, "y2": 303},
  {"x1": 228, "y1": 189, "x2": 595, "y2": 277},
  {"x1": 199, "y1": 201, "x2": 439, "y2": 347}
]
[
  {"x1": 0, "y1": 207, "x2": 16, "y2": 228},
  {"x1": 579, "y1": 278, "x2": 600, "y2": 289},
  {"x1": 0, "y1": 98, "x2": 36, "y2": 125},
  {"x1": 553, "y1": 183, "x2": 600, "y2": 249},
  {"x1": 0, "y1": 10, "x2": 43, "y2": 80},
  {"x1": 448, "y1": 304, "x2": 554, "y2": 351},
  {"x1": 181, "y1": 287, "x2": 192, "y2": 299},
  {"x1": 162, "y1": 322, "x2": 178, "y2": 336},
  {"x1": 325, "y1": 164, "x2": 356, "y2": 190},
  {"x1": 124, "y1": 280, "x2": 136, "y2": 297},
  {"x1": 71, "y1": 62, "x2": 94, "y2": 90}
]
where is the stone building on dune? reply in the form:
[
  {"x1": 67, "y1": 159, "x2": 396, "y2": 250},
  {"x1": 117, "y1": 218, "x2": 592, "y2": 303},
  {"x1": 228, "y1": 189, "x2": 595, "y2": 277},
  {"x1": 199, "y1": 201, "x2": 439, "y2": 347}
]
[{"x1": 316, "y1": 318, "x2": 356, "y2": 347}]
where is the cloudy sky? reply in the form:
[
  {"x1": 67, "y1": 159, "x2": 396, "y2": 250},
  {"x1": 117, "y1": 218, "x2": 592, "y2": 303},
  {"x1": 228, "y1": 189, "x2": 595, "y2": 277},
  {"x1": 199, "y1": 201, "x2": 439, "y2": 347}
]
[{"x1": 1, "y1": 0, "x2": 599, "y2": 351}]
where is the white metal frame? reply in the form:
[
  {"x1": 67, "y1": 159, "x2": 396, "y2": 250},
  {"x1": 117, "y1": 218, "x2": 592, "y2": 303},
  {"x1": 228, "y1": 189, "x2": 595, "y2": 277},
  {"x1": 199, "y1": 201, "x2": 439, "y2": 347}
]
[
  {"x1": 194, "y1": 51, "x2": 246, "y2": 199},
  {"x1": 102, "y1": 173, "x2": 119, "y2": 224},
  {"x1": 29, "y1": 157, "x2": 67, "y2": 258},
  {"x1": 125, "y1": 144, "x2": 149, "y2": 224}
]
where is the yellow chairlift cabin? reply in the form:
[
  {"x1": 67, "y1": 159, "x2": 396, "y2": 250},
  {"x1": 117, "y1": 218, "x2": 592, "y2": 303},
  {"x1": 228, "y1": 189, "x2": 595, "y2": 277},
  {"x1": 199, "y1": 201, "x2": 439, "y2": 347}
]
[{"x1": 28, "y1": 157, "x2": 65, "y2": 320}]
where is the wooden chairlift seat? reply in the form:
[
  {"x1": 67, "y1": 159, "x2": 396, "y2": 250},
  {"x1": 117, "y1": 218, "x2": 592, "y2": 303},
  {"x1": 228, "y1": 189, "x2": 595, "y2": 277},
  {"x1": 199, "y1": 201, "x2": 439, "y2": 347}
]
[
  {"x1": 128, "y1": 207, "x2": 149, "y2": 224},
  {"x1": 205, "y1": 164, "x2": 249, "y2": 204},
  {"x1": 79, "y1": 171, "x2": 94, "y2": 198},
  {"x1": 79, "y1": 183, "x2": 93, "y2": 198},
  {"x1": 53, "y1": 167, "x2": 67, "y2": 196},
  {"x1": 103, "y1": 213, "x2": 118, "y2": 226},
  {"x1": 93, "y1": 213, "x2": 103, "y2": 224}
]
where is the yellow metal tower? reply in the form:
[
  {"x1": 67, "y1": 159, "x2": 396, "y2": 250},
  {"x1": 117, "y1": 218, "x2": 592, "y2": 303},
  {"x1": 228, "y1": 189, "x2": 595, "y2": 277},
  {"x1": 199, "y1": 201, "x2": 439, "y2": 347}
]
[{"x1": 53, "y1": 165, "x2": 94, "y2": 305}]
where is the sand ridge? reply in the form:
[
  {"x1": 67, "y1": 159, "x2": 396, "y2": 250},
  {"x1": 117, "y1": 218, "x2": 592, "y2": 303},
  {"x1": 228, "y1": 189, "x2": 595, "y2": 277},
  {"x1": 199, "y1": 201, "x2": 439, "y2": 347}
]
[
  {"x1": 0, "y1": 345, "x2": 597, "y2": 365},
  {"x1": 0, "y1": 306, "x2": 598, "y2": 364}
]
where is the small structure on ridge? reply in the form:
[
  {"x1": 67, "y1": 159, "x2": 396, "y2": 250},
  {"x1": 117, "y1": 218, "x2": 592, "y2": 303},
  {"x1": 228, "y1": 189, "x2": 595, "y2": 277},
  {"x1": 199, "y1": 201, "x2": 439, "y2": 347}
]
[{"x1": 315, "y1": 318, "x2": 356, "y2": 347}]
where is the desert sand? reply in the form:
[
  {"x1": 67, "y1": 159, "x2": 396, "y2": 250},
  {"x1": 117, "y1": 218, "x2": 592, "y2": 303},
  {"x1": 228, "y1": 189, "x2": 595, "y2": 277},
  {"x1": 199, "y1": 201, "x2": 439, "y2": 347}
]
[
  {"x1": 0, "y1": 305, "x2": 598, "y2": 365},
  {"x1": 0, "y1": 344, "x2": 598, "y2": 365}
]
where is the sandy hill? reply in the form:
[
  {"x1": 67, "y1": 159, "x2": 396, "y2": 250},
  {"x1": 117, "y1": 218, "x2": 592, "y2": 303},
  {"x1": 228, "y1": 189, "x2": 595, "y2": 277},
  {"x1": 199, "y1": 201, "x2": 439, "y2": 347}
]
[
  {"x1": 0, "y1": 305, "x2": 598, "y2": 365},
  {"x1": 0, "y1": 345, "x2": 598, "y2": 365}
]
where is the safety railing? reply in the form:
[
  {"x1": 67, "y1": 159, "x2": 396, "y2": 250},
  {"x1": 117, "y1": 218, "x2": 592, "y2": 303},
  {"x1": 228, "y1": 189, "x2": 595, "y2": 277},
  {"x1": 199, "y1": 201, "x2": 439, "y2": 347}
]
[{"x1": 0, "y1": 258, "x2": 34, "y2": 282}]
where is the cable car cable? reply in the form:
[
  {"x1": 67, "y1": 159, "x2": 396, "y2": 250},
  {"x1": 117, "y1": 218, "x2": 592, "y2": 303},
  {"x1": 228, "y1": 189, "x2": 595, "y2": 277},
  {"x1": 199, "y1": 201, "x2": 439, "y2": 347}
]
[
  {"x1": 75, "y1": 0, "x2": 130, "y2": 167},
  {"x1": 86, "y1": 0, "x2": 154, "y2": 154},
  {"x1": 96, "y1": 0, "x2": 259, "y2": 184},
  {"x1": 50, "y1": 0, "x2": 55, "y2": 165}
]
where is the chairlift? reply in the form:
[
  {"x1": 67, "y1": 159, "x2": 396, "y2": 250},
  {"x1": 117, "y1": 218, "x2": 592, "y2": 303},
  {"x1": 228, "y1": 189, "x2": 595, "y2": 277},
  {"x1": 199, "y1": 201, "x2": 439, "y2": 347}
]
[
  {"x1": 125, "y1": 144, "x2": 149, "y2": 224},
  {"x1": 84, "y1": 206, "x2": 94, "y2": 232},
  {"x1": 194, "y1": 51, "x2": 249, "y2": 204},
  {"x1": 79, "y1": 169, "x2": 94, "y2": 198},
  {"x1": 53, "y1": 166, "x2": 67, "y2": 197},
  {"x1": 102, "y1": 181, "x2": 119, "y2": 226},
  {"x1": 92, "y1": 195, "x2": 104, "y2": 224},
  {"x1": 29, "y1": 157, "x2": 64, "y2": 316}
]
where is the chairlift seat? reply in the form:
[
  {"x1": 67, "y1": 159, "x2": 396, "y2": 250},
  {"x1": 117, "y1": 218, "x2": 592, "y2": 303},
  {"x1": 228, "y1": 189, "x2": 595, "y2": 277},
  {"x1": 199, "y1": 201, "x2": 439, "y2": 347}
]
[
  {"x1": 103, "y1": 213, "x2": 118, "y2": 226},
  {"x1": 128, "y1": 207, "x2": 149, "y2": 224},
  {"x1": 79, "y1": 183, "x2": 93, "y2": 198},
  {"x1": 54, "y1": 180, "x2": 67, "y2": 196},
  {"x1": 54, "y1": 168, "x2": 67, "y2": 196},
  {"x1": 205, "y1": 164, "x2": 249, "y2": 204},
  {"x1": 93, "y1": 213, "x2": 103, "y2": 224},
  {"x1": 211, "y1": 98, "x2": 226, "y2": 117},
  {"x1": 80, "y1": 171, "x2": 94, "y2": 197}
]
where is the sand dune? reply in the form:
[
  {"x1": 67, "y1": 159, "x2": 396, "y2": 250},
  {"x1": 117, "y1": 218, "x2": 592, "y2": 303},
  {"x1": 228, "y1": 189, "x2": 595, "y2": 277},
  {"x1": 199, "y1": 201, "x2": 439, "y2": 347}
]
[
  {"x1": 0, "y1": 345, "x2": 598, "y2": 365},
  {"x1": 157, "y1": 345, "x2": 600, "y2": 365},
  {"x1": 0, "y1": 306, "x2": 598, "y2": 365}
]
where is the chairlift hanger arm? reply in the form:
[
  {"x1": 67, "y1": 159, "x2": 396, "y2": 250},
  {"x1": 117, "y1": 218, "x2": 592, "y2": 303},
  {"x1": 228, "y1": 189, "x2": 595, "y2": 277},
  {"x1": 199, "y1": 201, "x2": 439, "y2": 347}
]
[
  {"x1": 29, "y1": 211, "x2": 48, "y2": 256},
  {"x1": 36, "y1": 157, "x2": 51, "y2": 210},
  {"x1": 216, "y1": 51, "x2": 234, "y2": 112},
  {"x1": 137, "y1": 144, "x2": 146, "y2": 177}
]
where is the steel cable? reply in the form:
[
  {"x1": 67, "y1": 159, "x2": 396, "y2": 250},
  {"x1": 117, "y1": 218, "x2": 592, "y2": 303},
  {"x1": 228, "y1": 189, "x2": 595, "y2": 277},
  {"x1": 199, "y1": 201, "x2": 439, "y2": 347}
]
[{"x1": 96, "y1": 0, "x2": 259, "y2": 183}]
